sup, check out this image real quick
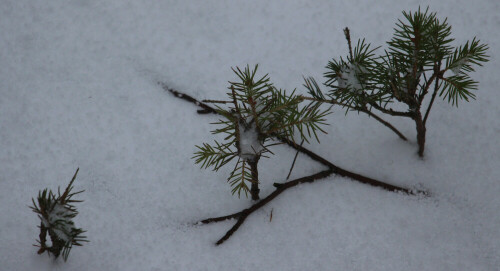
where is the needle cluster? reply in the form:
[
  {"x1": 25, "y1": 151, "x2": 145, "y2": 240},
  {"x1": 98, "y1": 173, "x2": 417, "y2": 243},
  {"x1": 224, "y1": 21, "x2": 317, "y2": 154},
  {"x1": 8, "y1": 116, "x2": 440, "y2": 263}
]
[
  {"x1": 305, "y1": 7, "x2": 489, "y2": 156},
  {"x1": 194, "y1": 65, "x2": 330, "y2": 198},
  {"x1": 30, "y1": 168, "x2": 88, "y2": 261}
]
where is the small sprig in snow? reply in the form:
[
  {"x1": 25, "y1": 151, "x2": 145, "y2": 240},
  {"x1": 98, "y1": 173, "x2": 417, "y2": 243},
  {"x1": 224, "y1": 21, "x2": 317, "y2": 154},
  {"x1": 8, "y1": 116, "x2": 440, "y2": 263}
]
[
  {"x1": 30, "y1": 168, "x2": 88, "y2": 261},
  {"x1": 312, "y1": 7, "x2": 489, "y2": 157}
]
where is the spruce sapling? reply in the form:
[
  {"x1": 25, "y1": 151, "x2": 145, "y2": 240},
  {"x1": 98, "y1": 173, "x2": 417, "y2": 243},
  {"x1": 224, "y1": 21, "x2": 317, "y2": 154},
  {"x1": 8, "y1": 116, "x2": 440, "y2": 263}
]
[
  {"x1": 194, "y1": 65, "x2": 330, "y2": 200},
  {"x1": 304, "y1": 7, "x2": 489, "y2": 157}
]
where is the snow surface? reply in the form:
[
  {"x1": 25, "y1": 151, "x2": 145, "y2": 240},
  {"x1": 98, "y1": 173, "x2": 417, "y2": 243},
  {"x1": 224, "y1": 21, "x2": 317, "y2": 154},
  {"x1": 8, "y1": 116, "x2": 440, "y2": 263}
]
[{"x1": 1, "y1": 0, "x2": 499, "y2": 270}]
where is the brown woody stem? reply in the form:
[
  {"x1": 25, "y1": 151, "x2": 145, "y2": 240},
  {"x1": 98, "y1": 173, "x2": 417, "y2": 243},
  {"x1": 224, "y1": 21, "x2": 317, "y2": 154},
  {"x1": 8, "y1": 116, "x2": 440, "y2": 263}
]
[
  {"x1": 249, "y1": 158, "x2": 260, "y2": 201},
  {"x1": 344, "y1": 27, "x2": 354, "y2": 60},
  {"x1": 414, "y1": 111, "x2": 426, "y2": 157},
  {"x1": 301, "y1": 97, "x2": 408, "y2": 141},
  {"x1": 423, "y1": 73, "x2": 441, "y2": 125},
  {"x1": 369, "y1": 102, "x2": 413, "y2": 118},
  {"x1": 201, "y1": 169, "x2": 335, "y2": 245},
  {"x1": 277, "y1": 137, "x2": 418, "y2": 194},
  {"x1": 159, "y1": 82, "x2": 218, "y2": 114},
  {"x1": 364, "y1": 109, "x2": 408, "y2": 141}
]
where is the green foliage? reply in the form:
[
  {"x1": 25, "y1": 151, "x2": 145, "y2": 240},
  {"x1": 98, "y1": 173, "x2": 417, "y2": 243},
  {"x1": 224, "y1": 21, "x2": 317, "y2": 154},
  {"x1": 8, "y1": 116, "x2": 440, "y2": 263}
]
[
  {"x1": 323, "y1": 39, "x2": 381, "y2": 107},
  {"x1": 442, "y1": 38, "x2": 489, "y2": 105},
  {"x1": 30, "y1": 168, "x2": 88, "y2": 261},
  {"x1": 194, "y1": 65, "x2": 330, "y2": 197},
  {"x1": 307, "y1": 7, "x2": 489, "y2": 110},
  {"x1": 305, "y1": 7, "x2": 488, "y2": 156}
]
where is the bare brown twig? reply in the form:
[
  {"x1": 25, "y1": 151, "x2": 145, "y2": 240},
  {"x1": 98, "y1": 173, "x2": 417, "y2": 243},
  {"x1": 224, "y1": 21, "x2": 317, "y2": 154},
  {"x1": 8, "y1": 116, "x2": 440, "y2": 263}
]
[
  {"x1": 423, "y1": 65, "x2": 443, "y2": 125},
  {"x1": 200, "y1": 169, "x2": 335, "y2": 245},
  {"x1": 344, "y1": 27, "x2": 354, "y2": 60},
  {"x1": 159, "y1": 82, "x2": 218, "y2": 114},
  {"x1": 301, "y1": 96, "x2": 408, "y2": 141}
]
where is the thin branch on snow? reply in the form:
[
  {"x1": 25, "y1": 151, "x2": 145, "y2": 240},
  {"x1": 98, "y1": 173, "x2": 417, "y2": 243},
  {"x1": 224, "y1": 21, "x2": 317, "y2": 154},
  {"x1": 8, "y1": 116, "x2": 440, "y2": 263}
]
[
  {"x1": 200, "y1": 169, "x2": 335, "y2": 245},
  {"x1": 276, "y1": 137, "x2": 420, "y2": 194},
  {"x1": 159, "y1": 82, "x2": 218, "y2": 114}
]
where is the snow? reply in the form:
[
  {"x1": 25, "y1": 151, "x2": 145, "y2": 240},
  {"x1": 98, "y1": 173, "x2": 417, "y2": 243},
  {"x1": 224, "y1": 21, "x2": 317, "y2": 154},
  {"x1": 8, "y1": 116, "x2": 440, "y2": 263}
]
[
  {"x1": 44, "y1": 204, "x2": 74, "y2": 242},
  {"x1": 1, "y1": 0, "x2": 499, "y2": 270},
  {"x1": 451, "y1": 57, "x2": 469, "y2": 75},
  {"x1": 338, "y1": 63, "x2": 364, "y2": 93},
  {"x1": 238, "y1": 124, "x2": 263, "y2": 161}
]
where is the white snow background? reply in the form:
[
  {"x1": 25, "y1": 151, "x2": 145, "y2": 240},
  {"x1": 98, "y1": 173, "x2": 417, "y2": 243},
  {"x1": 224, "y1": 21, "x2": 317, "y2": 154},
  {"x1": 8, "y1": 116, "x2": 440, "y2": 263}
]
[{"x1": 1, "y1": 0, "x2": 499, "y2": 270}]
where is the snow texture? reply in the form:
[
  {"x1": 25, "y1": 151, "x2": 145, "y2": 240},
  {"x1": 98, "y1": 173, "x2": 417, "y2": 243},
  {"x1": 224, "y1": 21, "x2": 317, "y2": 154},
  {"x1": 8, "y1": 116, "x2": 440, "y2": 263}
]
[
  {"x1": 238, "y1": 124, "x2": 263, "y2": 161},
  {"x1": 338, "y1": 63, "x2": 364, "y2": 93},
  {"x1": 44, "y1": 204, "x2": 75, "y2": 242},
  {"x1": 451, "y1": 57, "x2": 469, "y2": 75},
  {"x1": 0, "y1": 0, "x2": 499, "y2": 270}
]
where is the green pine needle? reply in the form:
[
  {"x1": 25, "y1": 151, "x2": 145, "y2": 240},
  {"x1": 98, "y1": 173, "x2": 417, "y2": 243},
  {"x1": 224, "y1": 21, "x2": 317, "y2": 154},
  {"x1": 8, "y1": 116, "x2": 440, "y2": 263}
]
[
  {"x1": 194, "y1": 65, "x2": 330, "y2": 197},
  {"x1": 30, "y1": 168, "x2": 88, "y2": 262}
]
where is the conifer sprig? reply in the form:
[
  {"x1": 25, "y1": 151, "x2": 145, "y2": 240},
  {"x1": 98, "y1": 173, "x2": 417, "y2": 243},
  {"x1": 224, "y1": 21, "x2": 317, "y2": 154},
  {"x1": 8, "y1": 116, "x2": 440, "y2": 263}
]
[
  {"x1": 30, "y1": 168, "x2": 88, "y2": 261},
  {"x1": 304, "y1": 7, "x2": 489, "y2": 156},
  {"x1": 193, "y1": 65, "x2": 330, "y2": 197},
  {"x1": 323, "y1": 39, "x2": 380, "y2": 108}
]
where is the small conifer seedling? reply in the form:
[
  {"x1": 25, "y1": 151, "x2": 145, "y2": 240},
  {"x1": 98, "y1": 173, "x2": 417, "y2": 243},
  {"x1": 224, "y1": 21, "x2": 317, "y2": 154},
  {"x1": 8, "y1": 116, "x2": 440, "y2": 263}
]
[
  {"x1": 304, "y1": 7, "x2": 489, "y2": 157},
  {"x1": 30, "y1": 168, "x2": 88, "y2": 261},
  {"x1": 194, "y1": 65, "x2": 330, "y2": 200}
]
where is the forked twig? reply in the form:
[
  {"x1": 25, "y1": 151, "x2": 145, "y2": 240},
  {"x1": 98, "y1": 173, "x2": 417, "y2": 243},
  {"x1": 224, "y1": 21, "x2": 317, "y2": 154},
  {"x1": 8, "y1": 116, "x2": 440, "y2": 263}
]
[{"x1": 200, "y1": 169, "x2": 335, "y2": 245}]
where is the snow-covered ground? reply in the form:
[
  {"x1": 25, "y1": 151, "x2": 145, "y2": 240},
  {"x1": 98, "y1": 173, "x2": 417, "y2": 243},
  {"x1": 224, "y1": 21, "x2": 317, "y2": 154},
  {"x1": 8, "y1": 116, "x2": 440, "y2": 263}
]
[{"x1": 1, "y1": 1, "x2": 499, "y2": 270}]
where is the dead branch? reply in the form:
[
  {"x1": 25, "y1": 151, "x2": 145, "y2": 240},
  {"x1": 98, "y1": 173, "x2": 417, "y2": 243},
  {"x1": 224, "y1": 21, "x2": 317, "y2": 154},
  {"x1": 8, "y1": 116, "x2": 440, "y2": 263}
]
[
  {"x1": 276, "y1": 137, "x2": 418, "y2": 194},
  {"x1": 200, "y1": 169, "x2": 335, "y2": 245},
  {"x1": 159, "y1": 82, "x2": 218, "y2": 114}
]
